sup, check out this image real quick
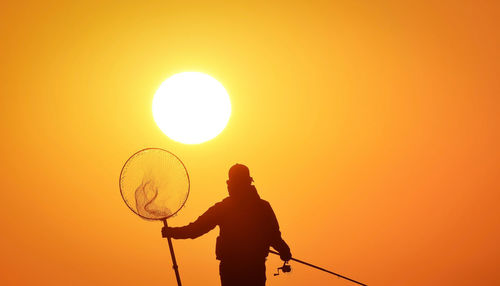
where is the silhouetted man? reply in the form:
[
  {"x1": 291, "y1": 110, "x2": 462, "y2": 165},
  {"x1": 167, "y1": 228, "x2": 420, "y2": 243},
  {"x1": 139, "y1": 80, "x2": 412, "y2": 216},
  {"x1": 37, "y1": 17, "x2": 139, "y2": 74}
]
[{"x1": 162, "y1": 163, "x2": 291, "y2": 286}]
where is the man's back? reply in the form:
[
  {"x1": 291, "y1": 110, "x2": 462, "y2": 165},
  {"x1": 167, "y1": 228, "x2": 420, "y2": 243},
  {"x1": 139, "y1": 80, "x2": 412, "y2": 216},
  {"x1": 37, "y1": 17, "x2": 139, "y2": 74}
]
[{"x1": 215, "y1": 193, "x2": 288, "y2": 261}]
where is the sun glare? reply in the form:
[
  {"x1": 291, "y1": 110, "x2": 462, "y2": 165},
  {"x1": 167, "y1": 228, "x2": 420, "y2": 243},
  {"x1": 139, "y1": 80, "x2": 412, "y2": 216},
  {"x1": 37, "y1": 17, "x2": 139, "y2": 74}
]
[{"x1": 152, "y1": 72, "x2": 231, "y2": 144}]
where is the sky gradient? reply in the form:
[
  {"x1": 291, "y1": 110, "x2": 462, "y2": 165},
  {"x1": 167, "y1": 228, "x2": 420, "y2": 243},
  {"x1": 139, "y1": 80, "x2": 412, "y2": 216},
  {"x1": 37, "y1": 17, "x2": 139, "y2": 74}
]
[{"x1": 1, "y1": 1, "x2": 499, "y2": 285}]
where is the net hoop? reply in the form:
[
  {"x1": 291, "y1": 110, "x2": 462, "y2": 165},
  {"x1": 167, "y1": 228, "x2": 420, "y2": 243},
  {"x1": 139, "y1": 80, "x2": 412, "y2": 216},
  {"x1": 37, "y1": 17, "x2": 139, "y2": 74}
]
[{"x1": 119, "y1": 147, "x2": 190, "y2": 221}]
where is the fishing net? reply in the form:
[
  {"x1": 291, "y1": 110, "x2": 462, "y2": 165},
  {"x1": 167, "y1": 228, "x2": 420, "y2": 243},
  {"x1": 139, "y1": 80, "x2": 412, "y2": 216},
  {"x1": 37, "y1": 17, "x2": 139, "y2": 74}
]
[{"x1": 119, "y1": 148, "x2": 190, "y2": 220}]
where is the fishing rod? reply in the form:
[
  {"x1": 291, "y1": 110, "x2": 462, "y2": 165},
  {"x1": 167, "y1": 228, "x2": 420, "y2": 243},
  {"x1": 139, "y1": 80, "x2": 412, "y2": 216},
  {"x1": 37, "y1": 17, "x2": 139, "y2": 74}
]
[{"x1": 269, "y1": 250, "x2": 367, "y2": 286}]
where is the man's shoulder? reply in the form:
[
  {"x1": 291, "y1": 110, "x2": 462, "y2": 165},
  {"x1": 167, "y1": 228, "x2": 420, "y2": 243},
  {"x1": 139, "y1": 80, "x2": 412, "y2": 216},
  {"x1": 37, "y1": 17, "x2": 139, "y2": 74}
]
[
  {"x1": 215, "y1": 197, "x2": 272, "y2": 208},
  {"x1": 258, "y1": 198, "x2": 271, "y2": 205},
  {"x1": 200, "y1": 198, "x2": 229, "y2": 218},
  {"x1": 211, "y1": 197, "x2": 229, "y2": 207},
  {"x1": 257, "y1": 198, "x2": 273, "y2": 210},
  {"x1": 211, "y1": 197, "x2": 233, "y2": 210}
]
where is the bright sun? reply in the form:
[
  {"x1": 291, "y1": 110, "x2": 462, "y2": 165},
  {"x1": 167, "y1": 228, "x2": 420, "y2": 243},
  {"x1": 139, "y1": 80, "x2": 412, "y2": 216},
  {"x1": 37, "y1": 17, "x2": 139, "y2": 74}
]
[{"x1": 152, "y1": 72, "x2": 231, "y2": 144}]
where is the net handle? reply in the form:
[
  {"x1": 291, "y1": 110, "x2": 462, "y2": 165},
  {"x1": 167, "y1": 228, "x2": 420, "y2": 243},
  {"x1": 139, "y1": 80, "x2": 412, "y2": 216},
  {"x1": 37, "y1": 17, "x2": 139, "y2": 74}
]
[{"x1": 163, "y1": 219, "x2": 182, "y2": 286}]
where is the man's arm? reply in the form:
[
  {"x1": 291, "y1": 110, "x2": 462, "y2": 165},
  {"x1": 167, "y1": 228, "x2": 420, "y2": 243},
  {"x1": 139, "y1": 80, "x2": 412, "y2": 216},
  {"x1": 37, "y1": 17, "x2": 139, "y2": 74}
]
[
  {"x1": 162, "y1": 203, "x2": 221, "y2": 239},
  {"x1": 266, "y1": 202, "x2": 292, "y2": 261}
]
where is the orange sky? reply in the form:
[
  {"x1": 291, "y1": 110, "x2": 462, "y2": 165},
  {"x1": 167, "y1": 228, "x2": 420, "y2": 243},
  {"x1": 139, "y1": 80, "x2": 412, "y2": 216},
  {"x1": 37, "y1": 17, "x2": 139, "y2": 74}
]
[{"x1": 1, "y1": 1, "x2": 499, "y2": 285}]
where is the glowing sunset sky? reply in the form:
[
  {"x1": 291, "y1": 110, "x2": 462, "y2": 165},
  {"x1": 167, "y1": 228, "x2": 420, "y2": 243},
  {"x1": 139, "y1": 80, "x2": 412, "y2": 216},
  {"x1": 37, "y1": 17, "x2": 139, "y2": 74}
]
[{"x1": 1, "y1": 1, "x2": 498, "y2": 285}]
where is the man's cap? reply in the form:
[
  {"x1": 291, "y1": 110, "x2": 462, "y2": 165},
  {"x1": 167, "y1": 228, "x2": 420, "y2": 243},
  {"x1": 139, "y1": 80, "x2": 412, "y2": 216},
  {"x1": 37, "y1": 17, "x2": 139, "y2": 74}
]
[{"x1": 228, "y1": 163, "x2": 254, "y2": 182}]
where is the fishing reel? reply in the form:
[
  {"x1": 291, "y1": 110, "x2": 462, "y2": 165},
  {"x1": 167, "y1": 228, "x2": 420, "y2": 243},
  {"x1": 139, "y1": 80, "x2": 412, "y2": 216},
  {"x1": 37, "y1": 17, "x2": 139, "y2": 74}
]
[{"x1": 274, "y1": 261, "x2": 291, "y2": 276}]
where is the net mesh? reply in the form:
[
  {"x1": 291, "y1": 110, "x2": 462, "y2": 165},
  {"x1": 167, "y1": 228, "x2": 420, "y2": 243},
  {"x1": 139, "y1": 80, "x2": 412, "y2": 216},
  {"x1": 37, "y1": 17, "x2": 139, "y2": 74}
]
[{"x1": 119, "y1": 148, "x2": 189, "y2": 220}]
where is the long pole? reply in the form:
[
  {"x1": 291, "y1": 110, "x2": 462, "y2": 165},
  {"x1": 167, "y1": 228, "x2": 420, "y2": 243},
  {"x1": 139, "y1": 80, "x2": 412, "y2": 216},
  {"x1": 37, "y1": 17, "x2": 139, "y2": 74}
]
[
  {"x1": 163, "y1": 219, "x2": 182, "y2": 286},
  {"x1": 269, "y1": 250, "x2": 367, "y2": 286}
]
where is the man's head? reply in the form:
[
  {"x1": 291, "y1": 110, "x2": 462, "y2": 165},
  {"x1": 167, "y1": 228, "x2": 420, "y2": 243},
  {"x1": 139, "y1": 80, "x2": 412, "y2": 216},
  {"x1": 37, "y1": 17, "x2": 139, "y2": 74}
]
[{"x1": 227, "y1": 164, "x2": 253, "y2": 196}]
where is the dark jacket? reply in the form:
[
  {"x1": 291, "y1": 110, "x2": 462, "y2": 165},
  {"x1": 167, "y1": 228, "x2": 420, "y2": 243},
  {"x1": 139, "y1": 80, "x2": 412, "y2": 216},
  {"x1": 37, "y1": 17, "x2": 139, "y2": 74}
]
[{"x1": 169, "y1": 185, "x2": 291, "y2": 262}]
